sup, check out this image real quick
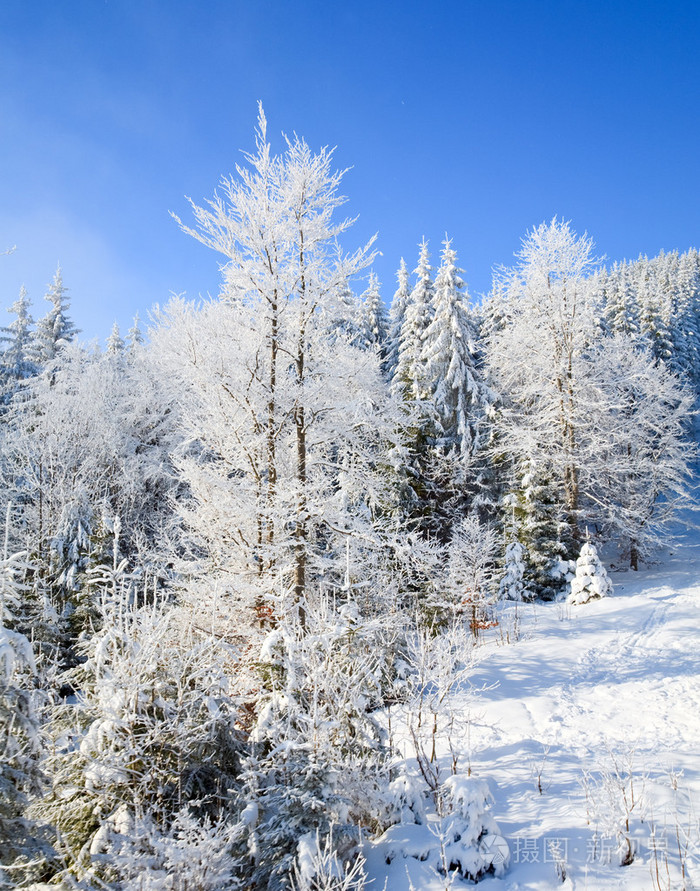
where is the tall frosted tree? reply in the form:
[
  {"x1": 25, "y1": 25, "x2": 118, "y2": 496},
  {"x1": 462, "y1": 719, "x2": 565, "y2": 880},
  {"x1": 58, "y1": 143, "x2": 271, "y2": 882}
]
[
  {"x1": 126, "y1": 312, "x2": 145, "y2": 355},
  {"x1": 0, "y1": 286, "x2": 35, "y2": 403},
  {"x1": 488, "y1": 219, "x2": 600, "y2": 546},
  {"x1": 106, "y1": 321, "x2": 125, "y2": 356},
  {"x1": 385, "y1": 258, "x2": 411, "y2": 379},
  {"x1": 29, "y1": 267, "x2": 79, "y2": 367},
  {"x1": 421, "y1": 238, "x2": 489, "y2": 459},
  {"x1": 169, "y1": 105, "x2": 397, "y2": 632},
  {"x1": 393, "y1": 239, "x2": 434, "y2": 401},
  {"x1": 359, "y1": 271, "x2": 387, "y2": 350}
]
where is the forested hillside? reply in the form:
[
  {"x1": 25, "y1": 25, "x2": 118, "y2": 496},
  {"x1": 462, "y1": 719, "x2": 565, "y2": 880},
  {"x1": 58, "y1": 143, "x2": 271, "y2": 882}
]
[{"x1": 1, "y1": 111, "x2": 699, "y2": 890}]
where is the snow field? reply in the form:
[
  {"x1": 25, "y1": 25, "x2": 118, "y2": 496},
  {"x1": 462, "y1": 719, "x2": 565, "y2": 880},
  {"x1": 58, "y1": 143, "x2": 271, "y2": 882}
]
[{"x1": 365, "y1": 536, "x2": 700, "y2": 890}]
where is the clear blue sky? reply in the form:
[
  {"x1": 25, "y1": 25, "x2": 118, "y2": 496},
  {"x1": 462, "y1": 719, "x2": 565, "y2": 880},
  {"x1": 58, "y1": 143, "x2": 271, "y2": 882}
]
[{"x1": 1, "y1": 0, "x2": 698, "y2": 343}]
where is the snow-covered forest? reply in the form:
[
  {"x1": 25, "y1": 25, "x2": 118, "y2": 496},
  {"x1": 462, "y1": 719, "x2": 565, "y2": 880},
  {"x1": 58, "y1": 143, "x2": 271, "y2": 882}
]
[{"x1": 2, "y1": 111, "x2": 699, "y2": 890}]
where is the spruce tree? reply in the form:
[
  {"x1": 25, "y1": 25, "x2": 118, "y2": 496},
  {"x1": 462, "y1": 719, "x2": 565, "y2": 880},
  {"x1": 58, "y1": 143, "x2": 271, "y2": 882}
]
[
  {"x1": 106, "y1": 321, "x2": 125, "y2": 356},
  {"x1": 385, "y1": 258, "x2": 411, "y2": 379},
  {"x1": 359, "y1": 271, "x2": 387, "y2": 351},
  {"x1": 126, "y1": 312, "x2": 145, "y2": 356},
  {"x1": 0, "y1": 286, "x2": 35, "y2": 406},
  {"x1": 29, "y1": 266, "x2": 79, "y2": 368},
  {"x1": 421, "y1": 238, "x2": 488, "y2": 459},
  {"x1": 393, "y1": 239, "x2": 434, "y2": 401}
]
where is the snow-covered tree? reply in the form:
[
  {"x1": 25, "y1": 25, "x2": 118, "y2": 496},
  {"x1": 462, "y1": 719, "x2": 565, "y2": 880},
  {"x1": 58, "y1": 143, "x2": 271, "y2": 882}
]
[
  {"x1": 434, "y1": 516, "x2": 498, "y2": 633},
  {"x1": 569, "y1": 538, "x2": 613, "y2": 604},
  {"x1": 577, "y1": 333, "x2": 695, "y2": 568},
  {"x1": 498, "y1": 540, "x2": 526, "y2": 602},
  {"x1": 106, "y1": 321, "x2": 125, "y2": 356},
  {"x1": 239, "y1": 597, "x2": 393, "y2": 889},
  {"x1": 36, "y1": 594, "x2": 242, "y2": 885},
  {"x1": 385, "y1": 258, "x2": 411, "y2": 380},
  {"x1": 126, "y1": 311, "x2": 145, "y2": 355},
  {"x1": 393, "y1": 239, "x2": 434, "y2": 401},
  {"x1": 0, "y1": 538, "x2": 47, "y2": 876},
  {"x1": 29, "y1": 266, "x2": 79, "y2": 367},
  {"x1": 421, "y1": 238, "x2": 490, "y2": 459},
  {"x1": 359, "y1": 271, "x2": 387, "y2": 350},
  {"x1": 0, "y1": 286, "x2": 35, "y2": 402},
  {"x1": 488, "y1": 219, "x2": 601, "y2": 545},
  {"x1": 169, "y1": 106, "x2": 403, "y2": 633},
  {"x1": 1, "y1": 342, "x2": 179, "y2": 666}
]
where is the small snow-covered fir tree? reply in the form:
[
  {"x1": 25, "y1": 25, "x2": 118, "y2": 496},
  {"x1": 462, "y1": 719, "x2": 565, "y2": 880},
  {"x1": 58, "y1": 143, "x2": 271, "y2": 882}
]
[
  {"x1": 498, "y1": 540, "x2": 526, "y2": 602},
  {"x1": 569, "y1": 537, "x2": 613, "y2": 604},
  {"x1": 239, "y1": 597, "x2": 391, "y2": 890},
  {"x1": 507, "y1": 455, "x2": 574, "y2": 601}
]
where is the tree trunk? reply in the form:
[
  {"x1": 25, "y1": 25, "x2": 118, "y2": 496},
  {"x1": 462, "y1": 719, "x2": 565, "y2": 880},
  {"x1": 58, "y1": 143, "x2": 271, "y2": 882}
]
[{"x1": 294, "y1": 341, "x2": 307, "y2": 629}]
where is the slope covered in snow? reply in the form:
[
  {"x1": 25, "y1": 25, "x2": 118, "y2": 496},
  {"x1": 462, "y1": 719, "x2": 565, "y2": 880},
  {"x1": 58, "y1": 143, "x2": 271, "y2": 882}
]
[{"x1": 366, "y1": 523, "x2": 700, "y2": 890}]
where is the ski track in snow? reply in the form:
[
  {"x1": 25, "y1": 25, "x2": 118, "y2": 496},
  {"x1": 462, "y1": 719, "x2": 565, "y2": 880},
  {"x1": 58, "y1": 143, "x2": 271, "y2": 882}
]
[{"x1": 368, "y1": 526, "x2": 700, "y2": 890}]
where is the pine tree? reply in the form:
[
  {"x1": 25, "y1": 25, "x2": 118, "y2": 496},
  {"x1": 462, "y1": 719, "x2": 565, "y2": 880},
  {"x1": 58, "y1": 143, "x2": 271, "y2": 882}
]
[
  {"x1": 126, "y1": 312, "x2": 145, "y2": 355},
  {"x1": 507, "y1": 454, "x2": 574, "y2": 600},
  {"x1": 421, "y1": 238, "x2": 489, "y2": 459},
  {"x1": 359, "y1": 272, "x2": 387, "y2": 350},
  {"x1": 239, "y1": 598, "x2": 390, "y2": 889},
  {"x1": 385, "y1": 258, "x2": 411, "y2": 379},
  {"x1": 498, "y1": 540, "x2": 526, "y2": 602},
  {"x1": 569, "y1": 537, "x2": 613, "y2": 604},
  {"x1": 0, "y1": 539, "x2": 48, "y2": 876},
  {"x1": 393, "y1": 239, "x2": 434, "y2": 401},
  {"x1": 106, "y1": 320, "x2": 125, "y2": 356},
  {"x1": 29, "y1": 266, "x2": 79, "y2": 367},
  {"x1": 0, "y1": 286, "x2": 35, "y2": 406}
]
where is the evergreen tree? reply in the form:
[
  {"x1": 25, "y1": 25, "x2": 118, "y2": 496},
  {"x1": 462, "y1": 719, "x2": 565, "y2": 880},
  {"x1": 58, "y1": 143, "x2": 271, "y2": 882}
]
[
  {"x1": 239, "y1": 598, "x2": 390, "y2": 889},
  {"x1": 126, "y1": 312, "x2": 145, "y2": 355},
  {"x1": 393, "y1": 239, "x2": 434, "y2": 401},
  {"x1": 569, "y1": 538, "x2": 613, "y2": 604},
  {"x1": 507, "y1": 455, "x2": 574, "y2": 600},
  {"x1": 106, "y1": 321, "x2": 125, "y2": 356},
  {"x1": 0, "y1": 541, "x2": 48, "y2": 877},
  {"x1": 421, "y1": 238, "x2": 489, "y2": 459},
  {"x1": 29, "y1": 266, "x2": 79, "y2": 367},
  {"x1": 498, "y1": 540, "x2": 526, "y2": 602},
  {"x1": 385, "y1": 258, "x2": 411, "y2": 379},
  {"x1": 0, "y1": 286, "x2": 35, "y2": 405},
  {"x1": 359, "y1": 272, "x2": 387, "y2": 350}
]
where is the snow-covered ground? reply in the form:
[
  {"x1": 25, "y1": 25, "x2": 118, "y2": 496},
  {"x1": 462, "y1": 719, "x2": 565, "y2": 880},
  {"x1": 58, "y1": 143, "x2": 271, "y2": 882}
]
[{"x1": 366, "y1": 525, "x2": 700, "y2": 890}]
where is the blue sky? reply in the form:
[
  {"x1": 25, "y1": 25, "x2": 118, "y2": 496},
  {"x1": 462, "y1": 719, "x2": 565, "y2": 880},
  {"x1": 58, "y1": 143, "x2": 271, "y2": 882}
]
[{"x1": 1, "y1": 0, "x2": 698, "y2": 344}]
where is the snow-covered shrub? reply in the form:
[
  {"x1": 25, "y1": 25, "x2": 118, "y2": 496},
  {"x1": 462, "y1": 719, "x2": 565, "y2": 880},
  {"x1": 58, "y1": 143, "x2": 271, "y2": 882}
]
[
  {"x1": 430, "y1": 516, "x2": 497, "y2": 633},
  {"x1": 34, "y1": 596, "x2": 242, "y2": 883},
  {"x1": 291, "y1": 828, "x2": 369, "y2": 890},
  {"x1": 97, "y1": 806, "x2": 240, "y2": 890},
  {"x1": 580, "y1": 743, "x2": 647, "y2": 867},
  {"x1": 569, "y1": 540, "x2": 613, "y2": 604},
  {"x1": 403, "y1": 621, "x2": 476, "y2": 797},
  {"x1": 239, "y1": 596, "x2": 392, "y2": 890},
  {"x1": 374, "y1": 774, "x2": 509, "y2": 883}
]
